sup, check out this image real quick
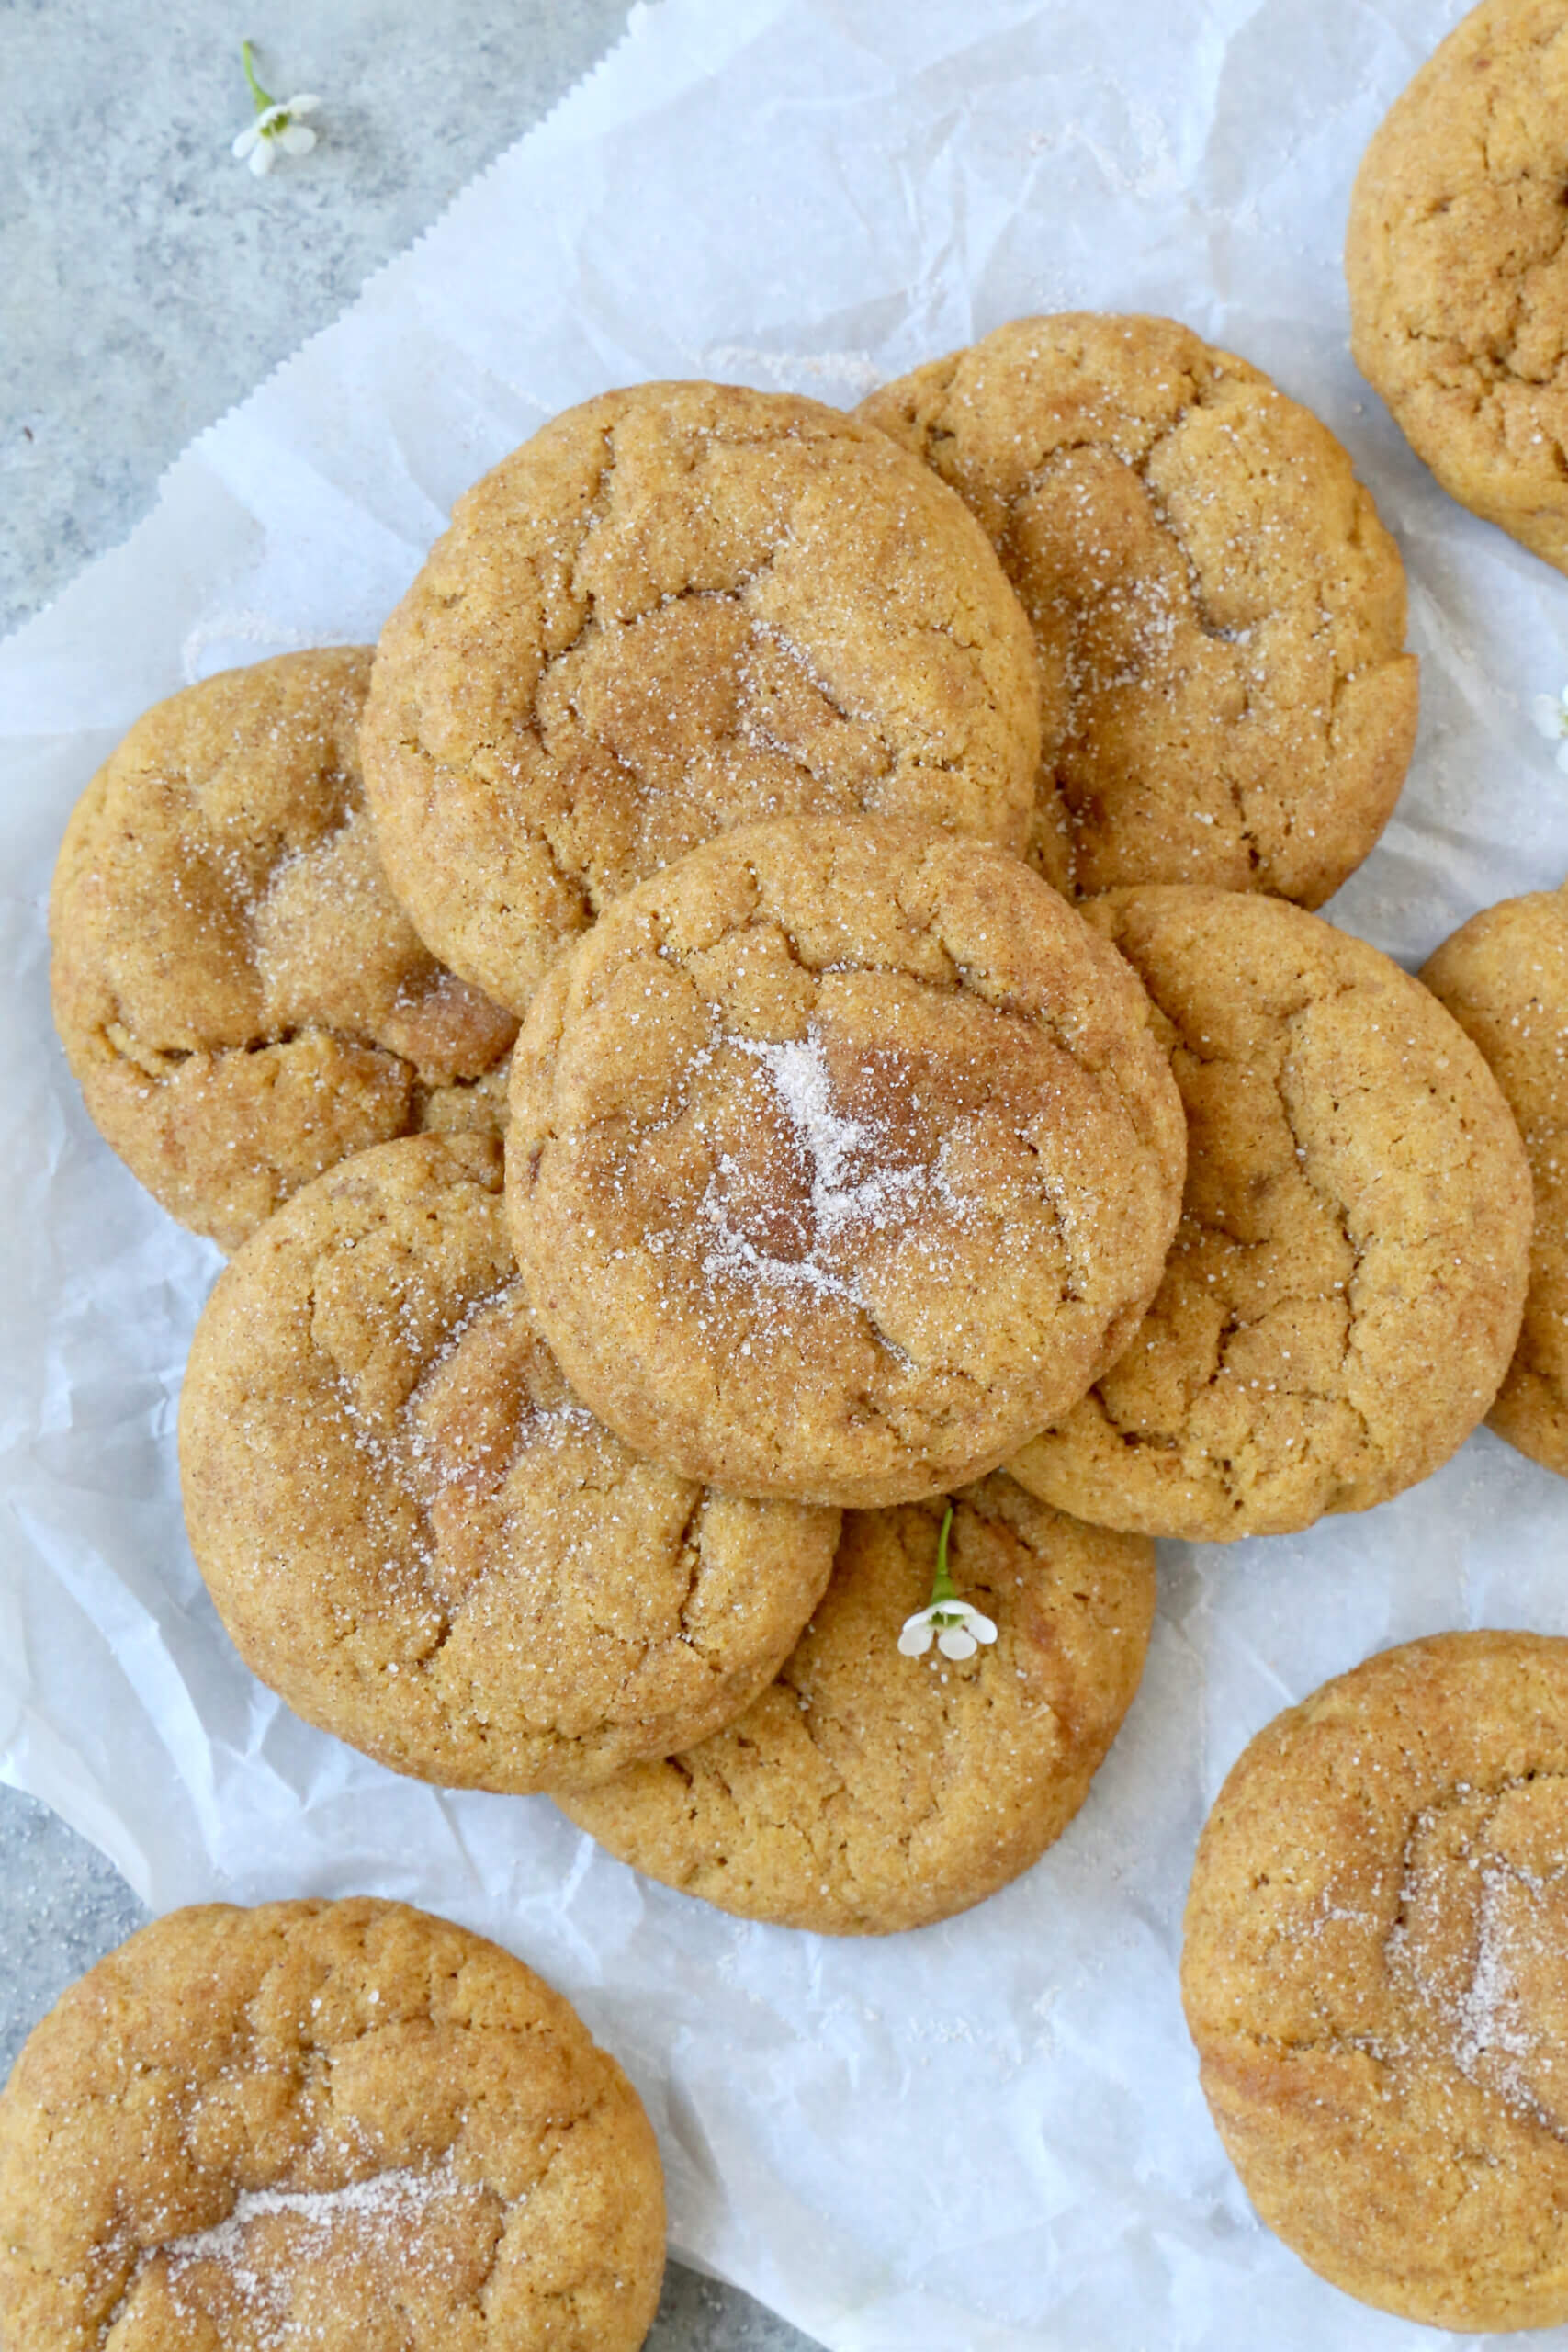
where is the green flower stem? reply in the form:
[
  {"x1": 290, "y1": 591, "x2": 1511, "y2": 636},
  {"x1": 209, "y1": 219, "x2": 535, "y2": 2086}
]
[
  {"x1": 927, "y1": 1502, "x2": 958, "y2": 1610},
  {"x1": 242, "y1": 40, "x2": 277, "y2": 116}
]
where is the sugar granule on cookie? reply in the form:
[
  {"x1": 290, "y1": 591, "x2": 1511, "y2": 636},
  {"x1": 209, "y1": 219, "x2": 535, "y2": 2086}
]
[
  {"x1": 506, "y1": 816, "x2": 1187, "y2": 1508},
  {"x1": 49, "y1": 648, "x2": 517, "y2": 1252},
  {"x1": 0, "y1": 1895, "x2": 666, "y2": 2350}
]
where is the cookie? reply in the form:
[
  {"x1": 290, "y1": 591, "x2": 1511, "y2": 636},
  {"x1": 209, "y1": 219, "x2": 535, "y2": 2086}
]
[
  {"x1": 859, "y1": 314, "x2": 1418, "y2": 905},
  {"x1": 360, "y1": 380, "x2": 1043, "y2": 1015},
  {"x1": 1183, "y1": 1632, "x2": 1568, "y2": 2331},
  {"x1": 1010, "y1": 888, "x2": 1532, "y2": 1540},
  {"x1": 506, "y1": 817, "x2": 1187, "y2": 1508},
  {"x1": 1422, "y1": 884, "x2": 1568, "y2": 1476},
  {"x1": 1348, "y1": 0, "x2": 1568, "y2": 572},
  {"x1": 50, "y1": 649, "x2": 518, "y2": 1253},
  {"x1": 561, "y1": 1475, "x2": 1155, "y2": 1936},
  {"x1": 178, "y1": 1133, "x2": 839, "y2": 1792},
  {"x1": 0, "y1": 1894, "x2": 664, "y2": 2350}
]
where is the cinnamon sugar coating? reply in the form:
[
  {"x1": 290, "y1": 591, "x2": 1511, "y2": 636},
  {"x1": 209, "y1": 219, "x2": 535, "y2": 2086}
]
[
  {"x1": 49, "y1": 650, "x2": 516, "y2": 1252},
  {"x1": 1348, "y1": 0, "x2": 1568, "y2": 572},
  {"x1": 561, "y1": 1475, "x2": 1155, "y2": 1936},
  {"x1": 1184, "y1": 1633, "x2": 1568, "y2": 2331},
  {"x1": 360, "y1": 380, "x2": 1043, "y2": 1015},
  {"x1": 506, "y1": 817, "x2": 1187, "y2": 1508},
  {"x1": 859, "y1": 313, "x2": 1417, "y2": 905},
  {"x1": 178, "y1": 1135, "x2": 838, "y2": 1792},
  {"x1": 0, "y1": 1896, "x2": 665, "y2": 2351},
  {"x1": 1010, "y1": 888, "x2": 1533, "y2": 1539},
  {"x1": 1422, "y1": 884, "x2": 1568, "y2": 1476}
]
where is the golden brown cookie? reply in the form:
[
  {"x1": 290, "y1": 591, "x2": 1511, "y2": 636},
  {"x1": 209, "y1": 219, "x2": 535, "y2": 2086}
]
[
  {"x1": 1183, "y1": 1632, "x2": 1568, "y2": 2331},
  {"x1": 0, "y1": 1894, "x2": 665, "y2": 2350},
  {"x1": 1422, "y1": 884, "x2": 1568, "y2": 1476},
  {"x1": 360, "y1": 380, "x2": 1043, "y2": 1015},
  {"x1": 561, "y1": 1475, "x2": 1154, "y2": 1935},
  {"x1": 178, "y1": 1133, "x2": 839, "y2": 1792},
  {"x1": 859, "y1": 314, "x2": 1417, "y2": 903},
  {"x1": 1348, "y1": 0, "x2": 1568, "y2": 572},
  {"x1": 1010, "y1": 888, "x2": 1532, "y2": 1539},
  {"x1": 50, "y1": 649, "x2": 517, "y2": 1253},
  {"x1": 506, "y1": 817, "x2": 1187, "y2": 1509}
]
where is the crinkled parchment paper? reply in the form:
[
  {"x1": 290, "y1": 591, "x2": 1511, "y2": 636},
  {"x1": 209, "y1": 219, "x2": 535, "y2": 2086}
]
[{"x1": 6, "y1": 3, "x2": 1568, "y2": 2345}]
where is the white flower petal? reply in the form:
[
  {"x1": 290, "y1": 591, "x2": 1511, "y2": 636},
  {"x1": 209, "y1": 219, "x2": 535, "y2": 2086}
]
[
  {"x1": 937, "y1": 1625, "x2": 978, "y2": 1660},
  {"x1": 897, "y1": 1617, "x2": 934, "y2": 1657},
  {"x1": 967, "y1": 1610, "x2": 998, "y2": 1645},
  {"x1": 232, "y1": 124, "x2": 259, "y2": 157},
  {"x1": 249, "y1": 139, "x2": 275, "y2": 175},
  {"x1": 286, "y1": 94, "x2": 321, "y2": 115},
  {"x1": 255, "y1": 101, "x2": 289, "y2": 131},
  {"x1": 1556, "y1": 739, "x2": 1568, "y2": 775},
  {"x1": 1532, "y1": 693, "x2": 1568, "y2": 741},
  {"x1": 279, "y1": 123, "x2": 316, "y2": 154}
]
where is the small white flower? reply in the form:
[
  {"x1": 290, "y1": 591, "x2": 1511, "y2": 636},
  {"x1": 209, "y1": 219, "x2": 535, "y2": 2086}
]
[
  {"x1": 231, "y1": 42, "x2": 320, "y2": 176},
  {"x1": 1531, "y1": 685, "x2": 1568, "y2": 775},
  {"x1": 897, "y1": 1599, "x2": 999, "y2": 1661}
]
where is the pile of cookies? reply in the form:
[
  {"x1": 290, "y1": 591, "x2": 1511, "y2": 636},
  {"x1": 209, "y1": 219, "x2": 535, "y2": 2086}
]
[{"x1": 14, "y1": 2, "x2": 1568, "y2": 2335}]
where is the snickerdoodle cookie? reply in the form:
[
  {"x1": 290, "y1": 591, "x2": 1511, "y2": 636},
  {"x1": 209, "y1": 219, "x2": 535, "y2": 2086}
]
[
  {"x1": 1423, "y1": 883, "x2": 1568, "y2": 1476},
  {"x1": 360, "y1": 380, "x2": 1043, "y2": 1014},
  {"x1": 178, "y1": 1133, "x2": 838, "y2": 1792},
  {"x1": 506, "y1": 818, "x2": 1187, "y2": 1509},
  {"x1": 1010, "y1": 888, "x2": 1532, "y2": 1539},
  {"x1": 1348, "y1": 0, "x2": 1568, "y2": 572},
  {"x1": 561, "y1": 1475, "x2": 1154, "y2": 1935},
  {"x1": 859, "y1": 313, "x2": 1417, "y2": 903},
  {"x1": 0, "y1": 1894, "x2": 665, "y2": 2350},
  {"x1": 50, "y1": 649, "x2": 517, "y2": 1253},
  {"x1": 1183, "y1": 1632, "x2": 1568, "y2": 2330}
]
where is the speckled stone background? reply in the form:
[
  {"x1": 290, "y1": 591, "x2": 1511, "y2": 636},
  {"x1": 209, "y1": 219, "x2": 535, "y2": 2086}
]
[{"x1": 0, "y1": 6, "x2": 821, "y2": 2344}]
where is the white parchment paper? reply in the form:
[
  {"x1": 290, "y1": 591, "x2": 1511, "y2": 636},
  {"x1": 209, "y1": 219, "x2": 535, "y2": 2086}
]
[{"x1": 6, "y1": 3, "x2": 1568, "y2": 2344}]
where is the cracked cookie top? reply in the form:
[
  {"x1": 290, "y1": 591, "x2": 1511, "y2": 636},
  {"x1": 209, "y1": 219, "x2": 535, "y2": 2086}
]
[
  {"x1": 178, "y1": 1133, "x2": 839, "y2": 1792},
  {"x1": 359, "y1": 380, "x2": 1043, "y2": 1016},
  {"x1": 1183, "y1": 1633, "x2": 1568, "y2": 2331},
  {"x1": 1348, "y1": 0, "x2": 1568, "y2": 573},
  {"x1": 858, "y1": 313, "x2": 1417, "y2": 906},
  {"x1": 505, "y1": 817, "x2": 1187, "y2": 1509},
  {"x1": 49, "y1": 649, "x2": 518, "y2": 1253},
  {"x1": 0, "y1": 1895, "x2": 666, "y2": 2351},
  {"x1": 1422, "y1": 884, "x2": 1568, "y2": 1478},
  {"x1": 560, "y1": 1474, "x2": 1155, "y2": 1935},
  {"x1": 1010, "y1": 888, "x2": 1533, "y2": 1540}
]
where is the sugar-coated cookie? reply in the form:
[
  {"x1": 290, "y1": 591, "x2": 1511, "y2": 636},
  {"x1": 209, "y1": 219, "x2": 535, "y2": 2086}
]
[
  {"x1": 860, "y1": 314, "x2": 1417, "y2": 903},
  {"x1": 0, "y1": 1895, "x2": 665, "y2": 2351},
  {"x1": 1348, "y1": 0, "x2": 1568, "y2": 571},
  {"x1": 1422, "y1": 883, "x2": 1568, "y2": 1476},
  {"x1": 1010, "y1": 888, "x2": 1532, "y2": 1539},
  {"x1": 360, "y1": 381, "x2": 1043, "y2": 1014},
  {"x1": 50, "y1": 649, "x2": 517, "y2": 1252},
  {"x1": 506, "y1": 818, "x2": 1187, "y2": 1508},
  {"x1": 562, "y1": 1475, "x2": 1155, "y2": 1935},
  {"x1": 179, "y1": 1134, "x2": 839, "y2": 1792},
  {"x1": 1184, "y1": 1633, "x2": 1568, "y2": 2330}
]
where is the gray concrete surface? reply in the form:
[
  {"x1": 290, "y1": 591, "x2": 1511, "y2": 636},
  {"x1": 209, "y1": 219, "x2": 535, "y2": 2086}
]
[{"x1": 1, "y1": 6, "x2": 821, "y2": 2345}]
